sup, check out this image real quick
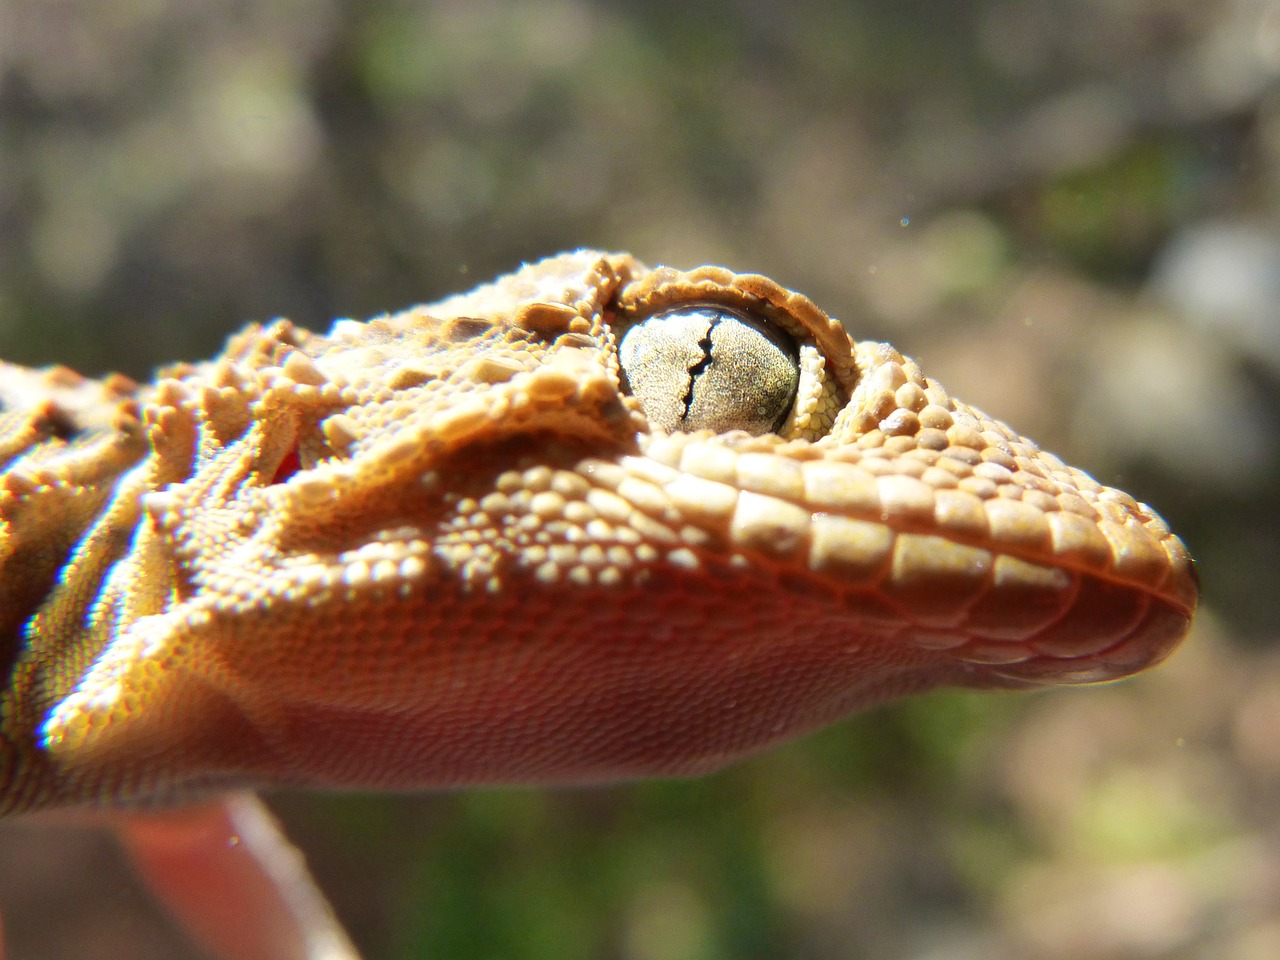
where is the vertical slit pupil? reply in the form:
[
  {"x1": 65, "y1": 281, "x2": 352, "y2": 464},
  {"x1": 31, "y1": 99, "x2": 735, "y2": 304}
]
[{"x1": 681, "y1": 319, "x2": 717, "y2": 422}]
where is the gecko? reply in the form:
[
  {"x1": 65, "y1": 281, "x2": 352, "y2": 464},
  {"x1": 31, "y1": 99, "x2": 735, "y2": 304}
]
[{"x1": 0, "y1": 250, "x2": 1197, "y2": 959}]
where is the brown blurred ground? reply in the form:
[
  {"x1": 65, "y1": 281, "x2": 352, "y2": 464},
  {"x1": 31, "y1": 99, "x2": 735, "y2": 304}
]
[{"x1": 1, "y1": 1, "x2": 1278, "y2": 958}]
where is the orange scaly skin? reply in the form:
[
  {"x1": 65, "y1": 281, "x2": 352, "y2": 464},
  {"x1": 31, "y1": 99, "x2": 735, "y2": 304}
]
[{"x1": 0, "y1": 251, "x2": 1196, "y2": 956}]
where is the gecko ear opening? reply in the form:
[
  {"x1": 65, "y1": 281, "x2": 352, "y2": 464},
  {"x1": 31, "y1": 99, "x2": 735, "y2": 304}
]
[{"x1": 269, "y1": 446, "x2": 302, "y2": 485}]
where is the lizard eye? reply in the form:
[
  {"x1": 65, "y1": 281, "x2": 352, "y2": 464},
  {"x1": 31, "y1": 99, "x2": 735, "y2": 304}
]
[{"x1": 617, "y1": 306, "x2": 799, "y2": 435}]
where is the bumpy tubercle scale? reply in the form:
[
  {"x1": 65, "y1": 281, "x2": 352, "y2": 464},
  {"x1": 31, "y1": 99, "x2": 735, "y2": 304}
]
[{"x1": 0, "y1": 251, "x2": 1196, "y2": 813}]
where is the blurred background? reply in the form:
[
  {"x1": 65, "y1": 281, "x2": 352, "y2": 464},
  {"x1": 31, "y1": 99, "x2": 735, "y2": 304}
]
[{"x1": 1, "y1": 0, "x2": 1278, "y2": 957}]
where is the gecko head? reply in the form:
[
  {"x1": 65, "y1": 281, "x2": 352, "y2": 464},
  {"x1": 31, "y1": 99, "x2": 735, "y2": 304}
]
[{"x1": 36, "y1": 252, "x2": 1198, "y2": 798}]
